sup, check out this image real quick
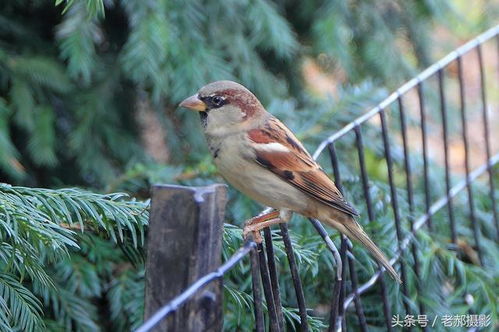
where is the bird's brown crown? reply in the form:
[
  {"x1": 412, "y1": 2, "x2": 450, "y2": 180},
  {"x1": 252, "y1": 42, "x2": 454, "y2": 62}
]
[{"x1": 198, "y1": 80, "x2": 264, "y2": 118}]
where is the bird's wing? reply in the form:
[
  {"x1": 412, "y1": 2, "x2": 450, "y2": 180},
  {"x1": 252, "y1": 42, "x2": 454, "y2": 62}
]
[{"x1": 247, "y1": 116, "x2": 359, "y2": 217}]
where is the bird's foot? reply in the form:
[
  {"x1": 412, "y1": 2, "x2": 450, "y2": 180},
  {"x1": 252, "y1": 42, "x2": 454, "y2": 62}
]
[
  {"x1": 243, "y1": 215, "x2": 285, "y2": 244},
  {"x1": 243, "y1": 210, "x2": 280, "y2": 244},
  {"x1": 243, "y1": 226, "x2": 264, "y2": 244}
]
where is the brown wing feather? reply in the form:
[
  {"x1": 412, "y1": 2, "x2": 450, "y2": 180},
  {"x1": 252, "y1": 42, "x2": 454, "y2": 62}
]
[{"x1": 248, "y1": 117, "x2": 359, "y2": 217}]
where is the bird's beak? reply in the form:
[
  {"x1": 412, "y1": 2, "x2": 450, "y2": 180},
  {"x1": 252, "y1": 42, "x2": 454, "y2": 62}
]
[{"x1": 179, "y1": 94, "x2": 207, "y2": 112}]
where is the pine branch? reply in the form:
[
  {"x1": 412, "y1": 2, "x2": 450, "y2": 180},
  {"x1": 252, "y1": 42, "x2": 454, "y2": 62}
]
[
  {"x1": 56, "y1": 0, "x2": 105, "y2": 19},
  {"x1": 120, "y1": 0, "x2": 169, "y2": 100},
  {"x1": 0, "y1": 184, "x2": 149, "y2": 248},
  {"x1": 248, "y1": 0, "x2": 298, "y2": 58},
  {"x1": 0, "y1": 273, "x2": 44, "y2": 331},
  {"x1": 0, "y1": 98, "x2": 24, "y2": 180},
  {"x1": 56, "y1": 1, "x2": 101, "y2": 84},
  {"x1": 0, "y1": 184, "x2": 148, "y2": 330},
  {"x1": 7, "y1": 55, "x2": 71, "y2": 94},
  {"x1": 107, "y1": 268, "x2": 145, "y2": 331},
  {"x1": 28, "y1": 106, "x2": 57, "y2": 167}
]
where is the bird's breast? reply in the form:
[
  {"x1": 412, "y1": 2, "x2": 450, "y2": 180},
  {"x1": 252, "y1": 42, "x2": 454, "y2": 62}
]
[{"x1": 208, "y1": 133, "x2": 311, "y2": 213}]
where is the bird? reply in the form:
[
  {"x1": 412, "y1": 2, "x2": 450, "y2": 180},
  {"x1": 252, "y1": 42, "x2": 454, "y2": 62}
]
[{"x1": 179, "y1": 80, "x2": 401, "y2": 283}]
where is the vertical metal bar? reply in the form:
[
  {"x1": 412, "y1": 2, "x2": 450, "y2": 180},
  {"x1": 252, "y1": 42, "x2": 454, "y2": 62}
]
[
  {"x1": 378, "y1": 274, "x2": 392, "y2": 332},
  {"x1": 339, "y1": 237, "x2": 348, "y2": 332},
  {"x1": 347, "y1": 254, "x2": 368, "y2": 332},
  {"x1": 496, "y1": 35, "x2": 499, "y2": 238},
  {"x1": 477, "y1": 44, "x2": 499, "y2": 241},
  {"x1": 250, "y1": 247, "x2": 265, "y2": 332},
  {"x1": 257, "y1": 243, "x2": 281, "y2": 332},
  {"x1": 327, "y1": 280, "x2": 343, "y2": 332},
  {"x1": 354, "y1": 126, "x2": 375, "y2": 222},
  {"x1": 354, "y1": 126, "x2": 393, "y2": 331},
  {"x1": 263, "y1": 228, "x2": 285, "y2": 330},
  {"x1": 328, "y1": 143, "x2": 347, "y2": 332},
  {"x1": 417, "y1": 82, "x2": 433, "y2": 230},
  {"x1": 328, "y1": 143, "x2": 344, "y2": 193},
  {"x1": 438, "y1": 69, "x2": 457, "y2": 244},
  {"x1": 279, "y1": 223, "x2": 309, "y2": 331},
  {"x1": 328, "y1": 273, "x2": 342, "y2": 332},
  {"x1": 457, "y1": 56, "x2": 483, "y2": 266},
  {"x1": 398, "y1": 97, "x2": 426, "y2": 325},
  {"x1": 397, "y1": 98, "x2": 414, "y2": 228},
  {"x1": 328, "y1": 144, "x2": 367, "y2": 331},
  {"x1": 329, "y1": 139, "x2": 367, "y2": 331},
  {"x1": 379, "y1": 110, "x2": 410, "y2": 315},
  {"x1": 309, "y1": 218, "x2": 343, "y2": 282},
  {"x1": 308, "y1": 218, "x2": 343, "y2": 332}
]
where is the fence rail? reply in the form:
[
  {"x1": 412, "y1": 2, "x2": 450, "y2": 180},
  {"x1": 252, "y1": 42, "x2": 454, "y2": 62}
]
[{"x1": 137, "y1": 24, "x2": 498, "y2": 332}]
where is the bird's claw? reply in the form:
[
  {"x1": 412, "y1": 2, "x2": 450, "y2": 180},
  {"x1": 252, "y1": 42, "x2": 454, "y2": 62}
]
[
  {"x1": 243, "y1": 226, "x2": 263, "y2": 244},
  {"x1": 242, "y1": 210, "x2": 281, "y2": 244}
]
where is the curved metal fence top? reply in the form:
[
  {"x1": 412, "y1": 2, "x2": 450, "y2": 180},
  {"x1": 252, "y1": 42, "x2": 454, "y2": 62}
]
[{"x1": 313, "y1": 24, "x2": 499, "y2": 159}]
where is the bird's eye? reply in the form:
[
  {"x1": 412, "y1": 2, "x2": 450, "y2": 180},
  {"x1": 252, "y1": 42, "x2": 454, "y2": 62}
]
[{"x1": 211, "y1": 96, "x2": 224, "y2": 107}]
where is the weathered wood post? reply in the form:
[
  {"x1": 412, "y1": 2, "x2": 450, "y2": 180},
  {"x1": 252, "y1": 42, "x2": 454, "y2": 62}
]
[{"x1": 144, "y1": 184, "x2": 227, "y2": 331}]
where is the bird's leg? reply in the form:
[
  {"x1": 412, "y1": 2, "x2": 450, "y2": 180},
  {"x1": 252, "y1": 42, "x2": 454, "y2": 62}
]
[
  {"x1": 244, "y1": 209, "x2": 280, "y2": 227},
  {"x1": 243, "y1": 210, "x2": 280, "y2": 243},
  {"x1": 243, "y1": 218, "x2": 284, "y2": 243},
  {"x1": 243, "y1": 209, "x2": 292, "y2": 243}
]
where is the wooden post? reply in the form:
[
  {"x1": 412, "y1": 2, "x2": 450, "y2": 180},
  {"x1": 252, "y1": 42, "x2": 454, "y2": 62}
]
[{"x1": 144, "y1": 184, "x2": 227, "y2": 332}]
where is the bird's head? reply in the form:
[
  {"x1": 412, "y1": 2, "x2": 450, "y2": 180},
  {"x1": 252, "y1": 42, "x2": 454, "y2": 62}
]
[{"x1": 179, "y1": 80, "x2": 265, "y2": 136}]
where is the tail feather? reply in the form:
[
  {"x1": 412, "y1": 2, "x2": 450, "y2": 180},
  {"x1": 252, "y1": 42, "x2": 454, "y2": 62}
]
[{"x1": 327, "y1": 217, "x2": 402, "y2": 283}]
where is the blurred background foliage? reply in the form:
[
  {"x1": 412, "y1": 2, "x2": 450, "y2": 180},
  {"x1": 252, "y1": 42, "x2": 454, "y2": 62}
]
[{"x1": 0, "y1": 0, "x2": 497, "y2": 331}]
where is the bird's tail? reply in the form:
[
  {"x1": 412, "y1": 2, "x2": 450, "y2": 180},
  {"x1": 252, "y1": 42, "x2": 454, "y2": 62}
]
[{"x1": 324, "y1": 215, "x2": 402, "y2": 284}]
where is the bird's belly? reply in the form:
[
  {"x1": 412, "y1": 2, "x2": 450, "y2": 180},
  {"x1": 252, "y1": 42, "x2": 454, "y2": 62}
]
[{"x1": 214, "y1": 152, "x2": 310, "y2": 212}]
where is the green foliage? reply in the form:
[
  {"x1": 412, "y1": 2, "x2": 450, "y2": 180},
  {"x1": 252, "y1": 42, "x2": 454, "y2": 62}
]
[
  {"x1": 120, "y1": 0, "x2": 170, "y2": 99},
  {"x1": 0, "y1": 273, "x2": 44, "y2": 331},
  {"x1": 0, "y1": 184, "x2": 148, "y2": 331},
  {"x1": 311, "y1": 0, "x2": 451, "y2": 85},
  {"x1": 57, "y1": 1, "x2": 101, "y2": 84},
  {"x1": 56, "y1": 0, "x2": 105, "y2": 19}
]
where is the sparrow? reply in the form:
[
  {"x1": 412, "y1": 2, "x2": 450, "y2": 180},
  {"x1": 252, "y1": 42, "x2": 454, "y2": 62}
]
[{"x1": 179, "y1": 80, "x2": 401, "y2": 283}]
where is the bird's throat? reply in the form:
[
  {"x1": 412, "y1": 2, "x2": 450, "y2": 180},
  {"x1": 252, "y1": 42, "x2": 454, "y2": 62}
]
[{"x1": 199, "y1": 111, "x2": 208, "y2": 128}]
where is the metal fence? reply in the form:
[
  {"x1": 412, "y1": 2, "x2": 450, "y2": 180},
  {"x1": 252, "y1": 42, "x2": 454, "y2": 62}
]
[{"x1": 137, "y1": 25, "x2": 498, "y2": 332}]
